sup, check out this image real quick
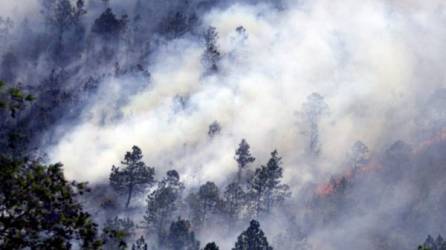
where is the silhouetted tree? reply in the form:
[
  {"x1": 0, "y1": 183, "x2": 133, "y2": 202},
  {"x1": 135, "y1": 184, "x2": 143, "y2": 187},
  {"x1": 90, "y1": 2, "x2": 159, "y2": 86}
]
[
  {"x1": 204, "y1": 242, "x2": 220, "y2": 250},
  {"x1": 162, "y1": 218, "x2": 200, "y2": 250},
  {"x1": 0, "y1": 81, "x2": 34, "y2": 157},
  {"x1": 0, "y1": 157, "x2": 101, "y2": 249},
  {"x1": 0, "y1": 80, "x2": 34, "y2": 118},
  {"x1": 109, "y1": 145, "x2": 155, "y2": 208},
  {"x1": 419, "y1": 234, "x2": 446, "y2": 250},
  {"x1": 232, "y1": 220, "x2": 273, "y2": 250},
  {"x1": 202, "y1": 26, "x2": 221, "y2": 72},
  {"x1": 92, "y1": 8, "x2": 126, "y2": 39},
  {"x1": 208, "y1": 121, "x2": 221, "y2": 138},
  {"x1": 223, "y1": 182, "x2": 246, "y2": 220},
  {"x1": 235, "y1": 139, "x2": 255, "y2": 183},
  {"x1": 40, "y1": 0, "x2": 86, "y2": 60},
  {"x1": 248, "y1": 150, "x2": 290, "y2": 216},
  {"x1": 144, "y1": 170, "x2": 184, "y2": 239},
  {"x1": 188, "y1": 182, "x2": 222, "y2": 228}
]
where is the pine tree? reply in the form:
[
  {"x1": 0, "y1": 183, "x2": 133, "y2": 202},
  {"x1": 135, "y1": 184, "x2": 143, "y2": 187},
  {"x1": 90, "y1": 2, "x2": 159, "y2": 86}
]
[
  {"x1": 223, "y1": 182, "x2": 246, "y2": 220},
  {"x1": 420, "y1": 234, "x2": 446, "y2": 250},
  {"x1": 144, "y1": 170, "x2": 184, "y2": 239},
  {"x1": 92, "y1": 8, "x2": 126, "y2": 39},
  {"x1": 110, "y1": 145, "x2": 155, "y2": 208},
  {"x1": 208, "y1": 121, "x2": 221, "y2": 138},
  {"x1": 188, "y1": 182, "x2": 222, "y2": 228},
  {"x1": 39, "y1": 0, "x2": 86, "y2": 60},
  {"x1": 202, "y1": 26, "x2": 221, "y2": 72},
  {"x1": 235, "y1": 139, "x2": 255, "y2": 183},
  {"x1": 232, "y1": 220, "x2": 273, "y2": 250},
  {"x1": 0, "y1": 157, "x2": 101, "y2": 249},
  {"x1": 162, "y1": 218, "x2": 200, "y2": 250},
  {"x1": 248, "y1": 150, "x2": 290, "y2": 216},
  {"x1": 204, "y1": 242, "x2": 220, "y2": 250}
]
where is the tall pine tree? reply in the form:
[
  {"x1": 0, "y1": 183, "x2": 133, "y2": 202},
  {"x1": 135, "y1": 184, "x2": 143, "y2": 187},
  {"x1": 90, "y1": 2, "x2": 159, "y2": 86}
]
[
  {"x1": 110, "y1": 145, "x2": 155, "y2": 208},
  {"x1": 248, "y1": 150, "x2": 290, "y2": 216},
  {"x1": 235, "y1": 139, "x2": 255, "y2": 183},
  {"x1": 162, "y1": 218, "x2": 200, "y2": 250},
  {"x1": 204, "y1": 242, "x2": 220, "y2": 250},
  {"x1": 187, "y1": 182, "x2": 222, "y2": 229},
  {"x1": 144, "y1": 170, "x2": 184, "y2": 239},
  {"x1": 223, "y1": 182, "x2": 246, "y2": 221},
  {"x1": 232, "y1": 220, "x2": 273, "y2": 250}
]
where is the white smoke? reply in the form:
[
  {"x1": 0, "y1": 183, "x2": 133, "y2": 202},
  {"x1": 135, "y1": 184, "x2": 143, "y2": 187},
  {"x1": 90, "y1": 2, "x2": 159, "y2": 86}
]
[
  {"x1": 42, "y1": 1, "x2": 446, "y2": 248},
  {"x1": 47, "y1": 0, "x2": 444, "y2": 183},
  {"x1": 0, "y1": 0, "x2": 38, "y2": 19}
]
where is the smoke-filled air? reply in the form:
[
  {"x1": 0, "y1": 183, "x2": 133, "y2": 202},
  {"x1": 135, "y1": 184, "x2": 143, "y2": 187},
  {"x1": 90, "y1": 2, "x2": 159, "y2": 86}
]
[{"x1": 1, "y1": 0, "x2": 446, "y2": 249}]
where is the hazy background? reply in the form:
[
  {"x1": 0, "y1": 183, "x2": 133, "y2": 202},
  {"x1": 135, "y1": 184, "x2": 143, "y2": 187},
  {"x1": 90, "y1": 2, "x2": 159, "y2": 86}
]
[{"x1": 2, "y1": 0, "x2": 446, "y2": 249}]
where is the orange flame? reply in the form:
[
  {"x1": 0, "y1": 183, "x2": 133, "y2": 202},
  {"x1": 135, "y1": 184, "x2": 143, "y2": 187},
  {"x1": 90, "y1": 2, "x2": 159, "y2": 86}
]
[{"x1": 315, "y1": 128, "x2": 446, "y2": 198}]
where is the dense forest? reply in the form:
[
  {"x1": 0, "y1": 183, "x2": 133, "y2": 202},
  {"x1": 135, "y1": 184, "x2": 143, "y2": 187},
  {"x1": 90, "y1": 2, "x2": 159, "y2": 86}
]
[{"x1": 1, "y1": 0, "x2": 446, "y2": 249}]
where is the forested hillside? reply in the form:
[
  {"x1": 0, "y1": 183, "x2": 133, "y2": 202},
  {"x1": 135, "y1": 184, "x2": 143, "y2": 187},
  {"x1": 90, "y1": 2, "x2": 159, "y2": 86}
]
[{"x1": 1, "y1": 0, "x2": 446, "y2": 249}]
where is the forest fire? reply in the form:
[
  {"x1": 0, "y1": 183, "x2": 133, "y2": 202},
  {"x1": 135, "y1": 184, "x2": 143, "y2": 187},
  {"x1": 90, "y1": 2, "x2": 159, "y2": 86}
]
[
  {"x1": 315, "y1": 159, "x2": 382, "y2": 198},
  {"x1": 414, "y1": 128, "x2": 446, "y2": 154},
  {"x1": 316, "y1": 128, "x2": 446, "y2": 198}
]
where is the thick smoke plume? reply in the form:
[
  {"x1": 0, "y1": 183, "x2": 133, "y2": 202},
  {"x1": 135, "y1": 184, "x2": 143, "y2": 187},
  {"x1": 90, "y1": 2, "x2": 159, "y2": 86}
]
[{"x1": 2, "y1": 0, "x2": 446, "y2": 249}]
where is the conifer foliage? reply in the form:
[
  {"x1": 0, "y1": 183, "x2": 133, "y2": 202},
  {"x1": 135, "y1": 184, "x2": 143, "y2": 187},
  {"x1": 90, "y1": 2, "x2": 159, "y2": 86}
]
[
  {"x1": 0, "y1": 158, "x2": 101, "y2": 249},
  {"x1": 233, "y1": 220, "x2": 273, "y2": 250},
  {"x1": 110, "y1": 145, "x2": 155, "y2": 208}
]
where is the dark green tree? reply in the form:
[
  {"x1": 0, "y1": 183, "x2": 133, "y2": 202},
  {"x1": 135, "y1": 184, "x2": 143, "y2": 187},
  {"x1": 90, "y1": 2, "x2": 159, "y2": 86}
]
[
  {"x1": 39, "y1": 0, "x2": 86, "y2": 60},
  {"x1": 144, "y1": 170, "x2": 184, "y2": 239},
  {"x1": 223, "y1": 182, "x2": 246, "y2": 220},
  {"x1": 208, "y1": 121, "x2": 221, "y2": 138},
  {"x1": 202, "y1": 26, "x2": 221, "y2": 72},
  {"x1": 419, "y1": 235, "x2": 446, "y2": 250},
  {"x1": 92, "y1": 8, "x2": 126, "y2": 39},
  {"x1": 0, "y1": 80, "x2": 34, "y2": 118},
  {"x1": 232, "y1": 220, "x2": 273, "y2": 250},
  {"x1": 187, "y1": 182, "x2": 222, "y2": 228},
  {"x1": 0, "y1": 157, "x2": 101, "y2": 249},
  {"x1": 110, "y1": 145, "x2": 155, "y2": 208},
  {"x1": 101, "y1": 217, "x2": 135, "y2": 250},
  {"x1": 235, "y1": 139, "x2": 255, "y2": 183},
  {"x1": 248, "y1": 150, "x2": 290, "y2": 216},
  {"x1": 204, "y1": 242, "x2": 219, "y2": 250},
  {"x1": 162, "y1": 218, "x2": 200, "y2": 250}
]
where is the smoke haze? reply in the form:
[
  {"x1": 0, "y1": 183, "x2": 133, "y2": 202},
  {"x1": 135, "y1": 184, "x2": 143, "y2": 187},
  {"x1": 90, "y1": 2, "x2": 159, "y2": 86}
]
[{"x1": 2, "y1": 0, "x2": 446, "y2": 249}]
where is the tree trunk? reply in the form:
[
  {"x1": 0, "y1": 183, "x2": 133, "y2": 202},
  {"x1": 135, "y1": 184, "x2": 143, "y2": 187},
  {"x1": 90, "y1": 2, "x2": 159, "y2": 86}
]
[
  {"x1": 126, "y1": 184, "x2": 133, "y2": 208},
  {"x1": 237, "y1": 168, "x2": 242, "y2": 184}
]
